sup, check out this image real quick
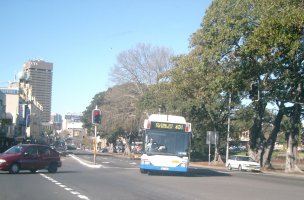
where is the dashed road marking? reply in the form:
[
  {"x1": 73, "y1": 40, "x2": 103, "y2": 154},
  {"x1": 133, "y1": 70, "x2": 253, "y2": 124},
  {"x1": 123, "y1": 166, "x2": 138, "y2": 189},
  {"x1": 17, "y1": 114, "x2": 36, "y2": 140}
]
[{"x1": 40, "y1": 173, "x2": 90, "y2": 200}]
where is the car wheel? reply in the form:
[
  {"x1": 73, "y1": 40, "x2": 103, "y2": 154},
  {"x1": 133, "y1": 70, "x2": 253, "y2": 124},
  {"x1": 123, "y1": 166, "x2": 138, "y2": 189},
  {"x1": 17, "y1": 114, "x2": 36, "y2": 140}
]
[
  {"x1": 140, "y1": 169, "x2": 148, "y2": 174},
  {"x1": 9, "y1": 163, "x2": 20, "y2": 174},
  {"x1": 48, "y1": 163, "x2": 58, "y2": 173},
  {"x1": 238, "y1": 165, "x2": 242, "y2": 171},
  {"x1": 30, "y1": 169, "x2": 37, "y2": 173},
  {"x1": 228, "y1": 164, "x2": 232, "y2": 170}
]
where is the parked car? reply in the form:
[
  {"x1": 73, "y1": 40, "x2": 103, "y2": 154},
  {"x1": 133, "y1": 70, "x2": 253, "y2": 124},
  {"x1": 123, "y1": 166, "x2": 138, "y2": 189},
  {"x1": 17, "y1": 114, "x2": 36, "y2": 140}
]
[
  {"x1": 226, "y1": 155, "x2": 260, "y2": 172},
  {"x1": 0, "y1": 144, "x2": 62, "y2": 174}
]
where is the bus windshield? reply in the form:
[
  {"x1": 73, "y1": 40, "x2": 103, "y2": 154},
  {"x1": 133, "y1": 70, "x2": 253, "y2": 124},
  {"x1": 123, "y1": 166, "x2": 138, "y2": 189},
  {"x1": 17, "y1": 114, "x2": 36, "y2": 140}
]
[{"x1": 144, "y1": 130, "x2": 190, "y2": 156}]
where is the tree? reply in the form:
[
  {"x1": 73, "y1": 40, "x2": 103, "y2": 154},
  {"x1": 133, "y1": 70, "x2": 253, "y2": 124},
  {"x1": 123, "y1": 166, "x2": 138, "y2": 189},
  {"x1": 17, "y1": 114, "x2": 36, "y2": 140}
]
[
  {"x1": 165, "y1": 52, "x2": 237, "y2": 163},
  {"x1": 240, "y1": 0, "x2": 304, "y2": 171},
  {"x1": 82, "y1": 92, "x2": 106, "y2": 136},
  {"x1": 82, "y1": 83, "x2": 142, "y2": 154},
  {"x1": 186, "y1": 0, "x2": 304, "y2": 171},
  {"x1": 109, "y1": 43, "x2": 174, "y2": 96}
]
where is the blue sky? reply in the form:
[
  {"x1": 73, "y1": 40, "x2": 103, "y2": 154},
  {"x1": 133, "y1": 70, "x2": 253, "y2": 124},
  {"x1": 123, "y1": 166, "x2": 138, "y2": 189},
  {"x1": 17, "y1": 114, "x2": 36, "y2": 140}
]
[{"x1": 0, "y1": 0, "x2": 212, "y2": 116}]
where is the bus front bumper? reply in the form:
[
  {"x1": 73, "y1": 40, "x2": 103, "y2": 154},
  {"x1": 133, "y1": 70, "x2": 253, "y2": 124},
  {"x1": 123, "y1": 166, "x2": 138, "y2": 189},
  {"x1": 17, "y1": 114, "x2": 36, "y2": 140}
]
[{"x1": 140, "y1": 164, "x2": 188, "y2": 172}]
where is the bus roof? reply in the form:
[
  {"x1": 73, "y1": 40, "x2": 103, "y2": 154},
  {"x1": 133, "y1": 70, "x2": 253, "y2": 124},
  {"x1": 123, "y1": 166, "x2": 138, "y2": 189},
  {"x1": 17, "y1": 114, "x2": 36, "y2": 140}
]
[{"x1": 148, "y1": 114, "x2": 187, "y2": 124}]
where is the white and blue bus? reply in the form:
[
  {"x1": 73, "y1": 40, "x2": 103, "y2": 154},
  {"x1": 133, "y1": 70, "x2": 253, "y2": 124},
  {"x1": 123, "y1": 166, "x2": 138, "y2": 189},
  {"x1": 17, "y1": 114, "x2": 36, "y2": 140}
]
[{"x1": 140, "y1": 114, "x2": 191, "y2": 174}]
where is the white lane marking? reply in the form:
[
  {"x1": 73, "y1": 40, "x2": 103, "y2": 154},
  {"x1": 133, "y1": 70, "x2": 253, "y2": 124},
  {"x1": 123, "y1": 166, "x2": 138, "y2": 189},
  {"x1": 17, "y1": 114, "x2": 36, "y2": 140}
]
[
  {"x1": 71, "y1": 191, "x2": 80, "y2": 195},
  {"x1": 70, "y1": 155, "x2": 138, "y2": 170},
  {"x1": 78, "y1": 195, "x2": 90, "y2": 200},
  {"x1": 69, "y1": 154, "x2": 102, "y2": 168},
  {"x1": 40, "y1": 173, "x2": 90, "y2": 200},
  {"x1": 59, "y1": 184, "x2": 67, "y2": 187}
]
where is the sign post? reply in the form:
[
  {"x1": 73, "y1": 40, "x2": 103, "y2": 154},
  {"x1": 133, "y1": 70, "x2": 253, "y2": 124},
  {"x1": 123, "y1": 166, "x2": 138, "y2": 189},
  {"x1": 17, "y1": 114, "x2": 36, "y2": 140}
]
[{"x1": 206, "y1": 131, "x2": 218, "y2": 165}]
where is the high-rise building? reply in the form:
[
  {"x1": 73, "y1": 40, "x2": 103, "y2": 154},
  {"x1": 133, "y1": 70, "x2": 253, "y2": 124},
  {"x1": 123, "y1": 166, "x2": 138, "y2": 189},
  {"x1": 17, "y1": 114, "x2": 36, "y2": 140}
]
[
  {"x1": 23, "y1": 60, "x2": 53, "y2": 122},
  {"x1": 51, "y1": 112, "x2": 63, "y2": 130}
]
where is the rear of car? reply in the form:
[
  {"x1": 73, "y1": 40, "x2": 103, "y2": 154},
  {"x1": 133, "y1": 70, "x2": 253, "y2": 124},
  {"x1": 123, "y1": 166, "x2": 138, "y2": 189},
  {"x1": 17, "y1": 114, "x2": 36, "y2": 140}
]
[{"x1": 0, "y1": 144, "x2": 62, "y2": 174}]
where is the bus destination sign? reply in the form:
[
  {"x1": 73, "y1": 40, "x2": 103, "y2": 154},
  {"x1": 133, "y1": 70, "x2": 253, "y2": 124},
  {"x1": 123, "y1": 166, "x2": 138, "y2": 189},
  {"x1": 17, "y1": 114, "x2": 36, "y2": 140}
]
[{"x1": 151, "y1": 122, "x2": 185, "y2": 131}]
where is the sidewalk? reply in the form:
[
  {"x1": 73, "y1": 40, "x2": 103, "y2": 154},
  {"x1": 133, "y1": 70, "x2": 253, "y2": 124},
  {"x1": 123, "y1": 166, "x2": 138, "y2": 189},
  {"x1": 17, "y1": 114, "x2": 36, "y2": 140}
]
[
  {"x1": 190, "y1": 161, "x2": 304, "y2": 178},
  {"x1": 84, "y1": 150, "x2": 304, "y2": 177}
]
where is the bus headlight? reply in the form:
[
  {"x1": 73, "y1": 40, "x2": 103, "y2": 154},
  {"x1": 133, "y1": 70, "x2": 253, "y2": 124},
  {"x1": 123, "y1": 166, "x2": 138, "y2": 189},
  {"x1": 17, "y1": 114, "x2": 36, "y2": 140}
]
[
  {"x1": 144, "y1": 160, "x2": 151, "y2": 165},
  {"x1": 141, "y1": 159, "x2": 151, "y2": 165},
  {"x1": 180, "y1": 163, "x2": 186, "y2": 168}
]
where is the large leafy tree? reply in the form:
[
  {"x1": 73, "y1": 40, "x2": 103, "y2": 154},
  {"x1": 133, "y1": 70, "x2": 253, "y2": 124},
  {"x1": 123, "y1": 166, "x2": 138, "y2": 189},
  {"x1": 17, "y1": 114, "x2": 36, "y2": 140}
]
[
  {"x1": 166, "y1": 52, "x2": 239, "y2": 163},
  {"x1": 189, "y1": 0, "x2": 304, "y2": 171},
  {"x1": 243, "y1": 0, "x2": 304, "y2": 171}
]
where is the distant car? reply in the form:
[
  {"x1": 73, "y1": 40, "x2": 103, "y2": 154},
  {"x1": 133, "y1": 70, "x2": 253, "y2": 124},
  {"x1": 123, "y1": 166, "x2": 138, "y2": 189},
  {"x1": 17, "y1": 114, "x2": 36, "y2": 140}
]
[
  {"x1": 99, "y1": 147, "x2": 108, "y2": 153},
  {"x1": 226, "y1": 155, "x2": 260, "y2": 172},
  {"x1": 66, "y1": 144, "x2": 77, "y2": 150},
  {"x1": 0, "y1": 144, "x2": 62, "y2": 174}
]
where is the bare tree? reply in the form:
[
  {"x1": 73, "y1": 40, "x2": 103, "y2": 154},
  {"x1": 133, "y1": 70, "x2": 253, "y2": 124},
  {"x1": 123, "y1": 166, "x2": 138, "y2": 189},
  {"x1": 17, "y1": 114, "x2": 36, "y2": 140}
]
[{"x1": 109, "y1": 43, "x2": 174, "y2": 96}]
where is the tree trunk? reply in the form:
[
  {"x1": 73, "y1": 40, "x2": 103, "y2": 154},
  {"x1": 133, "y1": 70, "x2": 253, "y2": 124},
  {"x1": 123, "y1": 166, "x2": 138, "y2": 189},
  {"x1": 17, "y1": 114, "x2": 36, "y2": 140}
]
[
  {"x1": 285, "y1": 133, "x2": 298, "y2": 172},
  {"x1": 262, "y1": 104, "x2": 284, "y2": 169},
  {"x1": 285, "y1": 104, "x2": 302, "y2": 173},
  {"x1": 249, "y1": 100, "x2": 267, "y2": 163},
  {"x1": 212, "y1": 146, "x2": 224, "y2": 165}
]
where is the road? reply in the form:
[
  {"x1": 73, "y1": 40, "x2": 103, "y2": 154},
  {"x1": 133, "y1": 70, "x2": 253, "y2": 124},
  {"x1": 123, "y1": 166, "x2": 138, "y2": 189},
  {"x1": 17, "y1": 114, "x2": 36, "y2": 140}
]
[{"x1": 1, "y1": 150, "x2": 303, "y2": 200}]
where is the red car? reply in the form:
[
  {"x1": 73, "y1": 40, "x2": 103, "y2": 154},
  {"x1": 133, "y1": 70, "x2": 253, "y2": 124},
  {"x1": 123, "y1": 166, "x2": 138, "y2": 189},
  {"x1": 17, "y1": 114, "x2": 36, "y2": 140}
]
[{"x1": 0, "y1": 144, "x2": 62, "y2": 174}]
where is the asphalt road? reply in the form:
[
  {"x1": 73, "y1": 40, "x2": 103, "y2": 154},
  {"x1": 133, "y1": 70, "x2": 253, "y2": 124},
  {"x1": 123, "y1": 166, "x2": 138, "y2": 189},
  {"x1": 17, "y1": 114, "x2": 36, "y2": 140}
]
[{"x1": 1, "y1": 151, "x2": 303, "y2": 200}]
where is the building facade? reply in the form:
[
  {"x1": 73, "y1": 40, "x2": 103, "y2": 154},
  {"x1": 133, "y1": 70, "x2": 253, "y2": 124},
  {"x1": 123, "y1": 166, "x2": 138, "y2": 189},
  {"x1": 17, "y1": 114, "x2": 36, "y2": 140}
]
[
  {"x1": 23, "y1": 60, "x2": 53, "y2": 123},
  {"x1": 51, "y1": 113, "x2": 63, "y2": 130},
  {"x1": 61, "y1": 113, "x2": 86, "y2": 148},
  {"x1": 0, "y1": 85, "x2": 19, "y2": 151},
  {"x1": 0, "y1": 86, "x2": 19, "y2": 137},
  {"x1": 19, "y1": 78, "x2": 43, "y2": 140}
]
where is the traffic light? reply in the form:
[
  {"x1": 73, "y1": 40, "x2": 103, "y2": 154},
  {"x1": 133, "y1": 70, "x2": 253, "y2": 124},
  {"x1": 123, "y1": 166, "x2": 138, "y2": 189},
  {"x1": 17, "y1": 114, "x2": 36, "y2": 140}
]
[
  {"x1": 92, "y1": 109, "x2": 102, "y2": 124},
  {"x1": 249, "y1": 83, "x2": 259, "y2": 101}
]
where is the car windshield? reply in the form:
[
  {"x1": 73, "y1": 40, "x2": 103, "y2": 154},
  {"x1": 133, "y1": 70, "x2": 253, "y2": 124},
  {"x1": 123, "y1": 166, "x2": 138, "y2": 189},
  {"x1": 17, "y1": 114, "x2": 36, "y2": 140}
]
[
  {"x1": 4, "y1": 145, "x2": 24, "y2": 154},
  {"x1": 238, "y1": 156, "x2": 254, "y2": 162}
]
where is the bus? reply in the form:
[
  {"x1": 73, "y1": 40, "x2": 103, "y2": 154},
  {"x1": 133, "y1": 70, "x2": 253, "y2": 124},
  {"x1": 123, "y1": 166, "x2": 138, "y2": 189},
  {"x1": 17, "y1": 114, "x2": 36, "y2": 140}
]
[{"x1": 140, "y1": 114, "x2": 191, "y2": 174}]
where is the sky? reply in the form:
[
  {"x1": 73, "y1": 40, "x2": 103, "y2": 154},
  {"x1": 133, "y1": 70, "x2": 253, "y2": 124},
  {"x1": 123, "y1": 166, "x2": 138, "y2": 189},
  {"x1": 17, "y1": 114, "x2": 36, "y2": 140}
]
[{"x1": 0, "y1": 0, "x2": 212, "y2": 116}]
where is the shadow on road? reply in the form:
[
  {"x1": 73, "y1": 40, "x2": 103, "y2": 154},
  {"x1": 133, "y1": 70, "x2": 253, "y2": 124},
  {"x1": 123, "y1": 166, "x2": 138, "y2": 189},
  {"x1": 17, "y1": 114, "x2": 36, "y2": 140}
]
[
  {"x1": 187, "y1": 167, "x2": 231, "y2": 177},
  {"x1": 147, "y1": 167, "x2": 231, "y2": 177},
  {"x1": 0, "y1": 170, "x2": 80, "y2": 175}
]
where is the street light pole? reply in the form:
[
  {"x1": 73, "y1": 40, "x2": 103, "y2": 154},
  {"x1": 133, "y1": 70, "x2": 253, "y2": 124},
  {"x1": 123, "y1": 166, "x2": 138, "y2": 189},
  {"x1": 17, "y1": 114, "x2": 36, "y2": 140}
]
[{"x1": 226, "y1": 93, "x2": 231, "y2": 165}]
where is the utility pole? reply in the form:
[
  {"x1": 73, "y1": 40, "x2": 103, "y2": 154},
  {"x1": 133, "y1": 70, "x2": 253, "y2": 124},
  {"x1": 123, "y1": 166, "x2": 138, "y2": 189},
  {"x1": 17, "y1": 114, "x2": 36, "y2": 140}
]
[{"x1": 226, "y1": 93, "x2": 231, "y2": 165}]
